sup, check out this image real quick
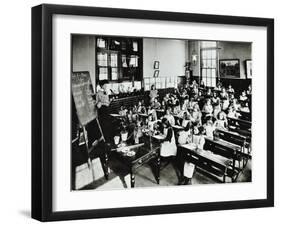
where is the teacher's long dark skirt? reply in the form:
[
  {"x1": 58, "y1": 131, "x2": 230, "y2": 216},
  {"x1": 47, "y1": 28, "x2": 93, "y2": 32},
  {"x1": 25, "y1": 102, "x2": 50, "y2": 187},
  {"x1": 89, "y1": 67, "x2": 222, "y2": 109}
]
[{"x1": 97, "y1": 106, "x2": 112, "y2": 143}]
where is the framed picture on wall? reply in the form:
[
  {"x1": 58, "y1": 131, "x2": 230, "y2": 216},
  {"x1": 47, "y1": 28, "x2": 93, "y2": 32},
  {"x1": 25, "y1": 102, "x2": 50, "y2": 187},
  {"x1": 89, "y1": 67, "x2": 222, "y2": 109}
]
[
  {"x1": 32, "y1": 4, "x2": 274, "y2": 221},
  {"x1": 154, "y1": 61, "x2": 160, "y2": 69},
  {"x1": 245, "y1": 59, "x2": 252, "y2": 78},
  {"x1": 153, "y1": 70, "x2": 160, "y2": 77},
  {"x1": 219, "y1": 59, "x2": 240, "y2": 77}
]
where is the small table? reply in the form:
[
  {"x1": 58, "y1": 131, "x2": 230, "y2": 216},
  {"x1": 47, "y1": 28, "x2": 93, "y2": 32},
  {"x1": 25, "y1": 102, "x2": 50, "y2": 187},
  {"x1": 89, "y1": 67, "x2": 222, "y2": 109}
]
[{"x1": 110, "y1": 142, "x2": 160, "y2": 188}]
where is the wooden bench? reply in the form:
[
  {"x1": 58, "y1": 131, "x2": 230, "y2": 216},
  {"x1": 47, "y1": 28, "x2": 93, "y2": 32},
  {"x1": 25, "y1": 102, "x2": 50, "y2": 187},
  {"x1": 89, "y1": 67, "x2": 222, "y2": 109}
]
[
  {"x1": 178, "y1": 143, "x2": 237, "y2": 183},
  {"x1": 237, "y1": 110, "x2": 251, "y2": 121},
  {"x1": 227, "y1": 116, "x2": 252, "y2": 138},
  {"x1": 215, "y1": 129, "x2": 251, "y2": 168},
  {"x1": 203, "y1": 137, "x2": 244, "y2": 181}
]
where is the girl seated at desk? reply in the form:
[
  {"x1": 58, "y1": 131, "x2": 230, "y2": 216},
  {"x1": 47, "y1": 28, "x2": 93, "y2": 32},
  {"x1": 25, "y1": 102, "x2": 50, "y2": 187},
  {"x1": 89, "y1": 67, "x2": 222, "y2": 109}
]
[
  {"x1": 191, "y1": 104, "x2": 202, "y2": 125},
  {"x1": 179, "y1": 111, "x2": 191, "y2": 128},
  {"x1": 205, "y1": 88, "x2": 213, "y2": 99},
  {"x1": 173, "y1": 101, "x2": 181, "y2": 115},
  {"x1": 240, "y1": 102, "x2": 250, "y2": 113},
  {"x1": 188, "y1": 97, "x2": 196, "y2": 109},
  {"x1": 133, "y1": 120, "x2": 144, "y2": 144},
  {"x1": 164, "y1": 107, "x2": 175, "y2": 126},
  {"x1": 213, "y1": 103, "x2": 221, "y2": 119},
  {"x1": 159, "y1": 118, "x2": 177, "y2": 157},
  {"x1": 247, "y1": 85, "x2": 252, "y2": 95},
  {"x1": 181, "y1": 97, "x2": 189, "y2": 111},
  {"x1": 180, "y1": 89, "x2": 189, "y2": 100},
  {"x1": 220, "y1": 88, "x2": 230, "y2": 111},
  {"x1": 178, "y1": 122, "x2": 192, "y2": 145},
  {"x1": 147, "y1": 105, "x2": 157, "y2": 121},
  {"x1": 137, "y1": 101, "x2": 147, "y2": 114},
  {"x1": 204, "y1": 117, "x2": 216, "y2": 139},
  {"x1": 192, "y1": 126, "x2": 206, "y2": 150},
  {"x1": 180, "y1": 126, "x2": 205, "y2": 185},
  {"x1": 231, "y1": 98, "x2": 241, "y2": 111},
  {"x1": 152, "y1": 98, "x2": 161, "y2": 109},
  {"x1": 227, "y1": 84, "x2": 235, "y2": 93},
  {"x1": 214, "y1": 111, "x2": 228, "y2": 130},
  {"x1": 239, "y1": 91, "x2": 248, "y2": 102},
  {"x1": 119, "y1": 106, "x2": 128, "y2": 117},
  {"x1": 211, "y1": 92, "x2": 220, "y2": 106},
  {"x1": 146, "y1": 114, "x2": 156, "y2": 131},
  {"x1": 202, "y1": 98, "x2": 213, "y2": 116},
  {"x1": 163, "y1": 93, "x2": 170, "y2": 105},
  {"x1": 227, "y1": 106, "x2": 240, "y2": 119},
  {"x1": 127, "y1": 108, "x2": 133, "y2": 123}
]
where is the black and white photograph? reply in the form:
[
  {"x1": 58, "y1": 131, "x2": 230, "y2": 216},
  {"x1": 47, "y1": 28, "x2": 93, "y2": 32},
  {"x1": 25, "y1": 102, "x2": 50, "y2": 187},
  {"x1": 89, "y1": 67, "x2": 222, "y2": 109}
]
[{"x1": 71, "y1": 35, "x2": 252, "y2": 191}]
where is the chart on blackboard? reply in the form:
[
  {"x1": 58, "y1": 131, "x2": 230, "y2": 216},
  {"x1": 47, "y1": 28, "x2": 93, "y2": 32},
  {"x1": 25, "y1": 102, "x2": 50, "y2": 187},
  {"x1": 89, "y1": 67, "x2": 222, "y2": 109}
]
[{"x1": 71, "y1": 71, "x2": 97, "y2": 126}]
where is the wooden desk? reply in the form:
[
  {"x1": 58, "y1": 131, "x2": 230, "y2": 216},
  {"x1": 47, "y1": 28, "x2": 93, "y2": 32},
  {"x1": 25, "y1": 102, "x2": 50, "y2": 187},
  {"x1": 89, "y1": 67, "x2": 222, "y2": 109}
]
[
  {"x1": 204, "y1": 137, "x2": 241, "y2": 160},
  {"x1": 216, "y1": 128, "x2": 247, "y2": 147},
  {"x1": 227, "y1": 116, "x2": 252, "y2": 138},
  {"x1": 179, "y1": 143, "x2": 237, "y2": 182},
  {"x1": 215, "y1": 129, "x2": 251, "y2": 168},
  {"x1": 227, "y1": 116, "x2": 251, "y2": 130},
  {"x1": 204, "y1": 137, "x2": 244, "y2": 180},
  {"x1": 110, "y1": 141, "x2": 160, "y2": 188},
  {"x1": 237, "y1": 110, "x2": 251, "y2": 121}
]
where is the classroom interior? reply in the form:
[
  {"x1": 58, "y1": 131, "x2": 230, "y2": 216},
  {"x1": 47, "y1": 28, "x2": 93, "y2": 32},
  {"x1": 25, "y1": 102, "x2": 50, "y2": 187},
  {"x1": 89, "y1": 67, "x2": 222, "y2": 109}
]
[{"x1": 71, "y1": 35, "x2": 252, "y2": 190}]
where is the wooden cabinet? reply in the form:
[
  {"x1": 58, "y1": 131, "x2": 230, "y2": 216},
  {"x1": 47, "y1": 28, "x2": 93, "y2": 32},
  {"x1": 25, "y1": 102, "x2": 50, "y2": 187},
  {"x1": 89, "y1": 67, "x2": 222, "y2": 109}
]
[{"x1": 96, "y1": 36, "x2": 143, "y2": 85}]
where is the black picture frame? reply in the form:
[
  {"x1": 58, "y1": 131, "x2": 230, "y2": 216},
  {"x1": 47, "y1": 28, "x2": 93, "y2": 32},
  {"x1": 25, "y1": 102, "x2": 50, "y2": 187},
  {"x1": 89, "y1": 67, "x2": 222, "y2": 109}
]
[
  {"x1": 245, "y1": 59, "x2": 253, "y2": 78},
  {"x1": 154, "y1": 70, "x2": 160, "y2": 77},
  {"x1": 154, "y1": 61, "x2": 160, "y2": 69},
  {"x1": 219, "y1": 59, "x2": 240, "y2": 78},
  {"x1": 32, "y1": 4, "x2": 274, "y2": 221}
]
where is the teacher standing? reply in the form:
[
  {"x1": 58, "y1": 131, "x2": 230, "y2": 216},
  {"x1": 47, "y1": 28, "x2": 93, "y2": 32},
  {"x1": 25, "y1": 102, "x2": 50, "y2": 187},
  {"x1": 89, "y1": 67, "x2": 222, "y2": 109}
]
[{"x1": 96, "y1": 80, "x2": 112, "y2": 142}]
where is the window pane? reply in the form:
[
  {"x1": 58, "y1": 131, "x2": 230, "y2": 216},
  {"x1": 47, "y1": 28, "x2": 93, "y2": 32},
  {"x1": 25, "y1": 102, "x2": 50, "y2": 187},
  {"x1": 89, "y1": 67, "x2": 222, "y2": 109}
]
[
  {"x1": 99, "y1": 68, "x2": 108, "y2": 80},
  {"x1": 97, "y1": 52, "x2": 108, "y2": 66},
  {"x1": 207, "y1": 60, "x2": 212, "y2": 68},
  {"x1": 202, "y1": 59, "x2": 206, "y2": 68},
  {"x1": 111, "y1": 68, "x2": 118, "y2": 80},
  {"x1": 201, "y1": 41, "x2": 216, "y2": 48},
  {"x1": 97, "y1": 38, "x2": 106, "y2": 48},
  {"x1": 202, "y1": 50, "x2": 207, "y2": 59},
  {"x1": 211, "y1": 59, "x2": 216, "y2": 68},
  {"x1": 133, "y1": 41, "x2": 138, "y2": 52},
  {"x1": 202, "y1": 69, "x2": 206, "y2": 77},
  {"x1": 211, "y1": 76, "x2": 216, "y2": 87},
  {"x1": 110, "y1": 53, "x2": 118, "y2": 67},
  {"x1": 207, "y1": 69, "x2": 211, "y2": 77},
  {"x1": 205, "y1": 77, "x2": 211, "y2": 86},
  {"x1": 202, "y1": 77, "x2": 207, "y2": 87},
  {"x1": 129, "y1": 55, "x2": 138, "y2": 67},
  {"x1": 207, "y1": 50, "x2": 212, "y2": 59},
  {"x1": 211, "y1": 69, "x2": 216, "y2": 77},
  {"x1": 211, "y1": 50, "x2": 216, "y2": 59}
]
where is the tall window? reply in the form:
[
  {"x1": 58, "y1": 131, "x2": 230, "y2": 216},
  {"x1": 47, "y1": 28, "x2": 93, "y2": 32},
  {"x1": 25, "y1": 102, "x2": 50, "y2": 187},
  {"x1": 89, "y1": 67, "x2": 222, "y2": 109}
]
[{"x1": 200, "y1": 41, "x2": 218, "y2": 87}]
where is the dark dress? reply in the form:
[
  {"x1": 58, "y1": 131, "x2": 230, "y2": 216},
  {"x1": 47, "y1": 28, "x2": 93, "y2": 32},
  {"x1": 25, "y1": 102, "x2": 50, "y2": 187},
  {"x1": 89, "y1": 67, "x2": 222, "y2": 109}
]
[{"x1": 96, "y1": 90, "x2": 112, "y2": 142}]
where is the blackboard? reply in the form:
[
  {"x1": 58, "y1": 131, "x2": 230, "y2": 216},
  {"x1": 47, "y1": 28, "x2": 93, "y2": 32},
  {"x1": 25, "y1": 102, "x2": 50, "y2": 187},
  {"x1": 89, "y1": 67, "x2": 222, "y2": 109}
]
[{"x1": 71, "y1": 71, "x2": 97, "y2": 126}]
